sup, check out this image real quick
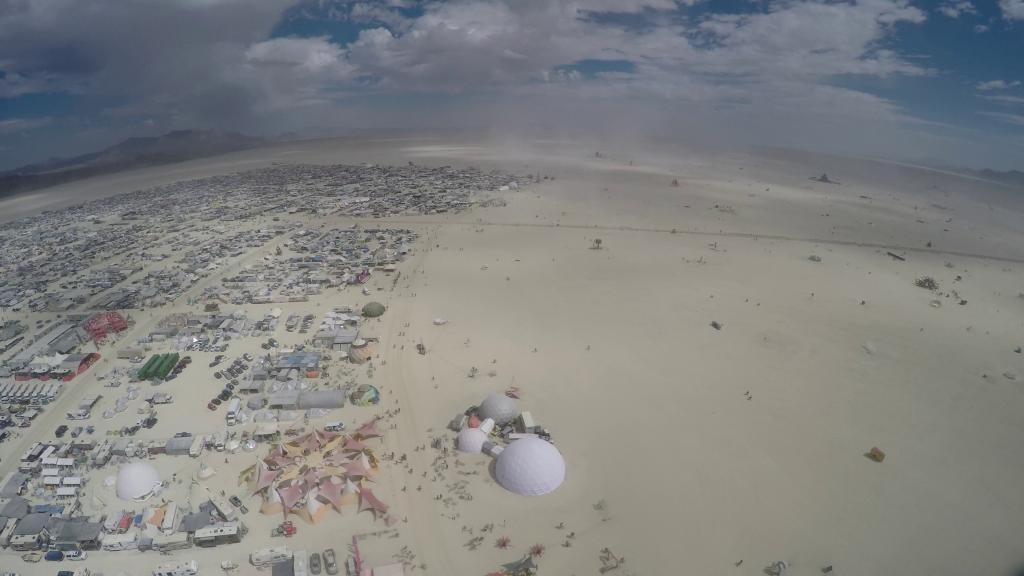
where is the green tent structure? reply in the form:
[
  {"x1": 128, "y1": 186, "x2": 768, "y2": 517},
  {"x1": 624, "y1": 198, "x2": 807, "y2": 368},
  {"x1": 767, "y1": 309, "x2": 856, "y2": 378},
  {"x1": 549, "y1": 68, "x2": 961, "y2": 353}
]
[
  {"x1": 349, "y1": 384, "x2": 381, "y2": 406},
  {"x1": 362, "y1": 302, "x2": 386, "y2": 318}
]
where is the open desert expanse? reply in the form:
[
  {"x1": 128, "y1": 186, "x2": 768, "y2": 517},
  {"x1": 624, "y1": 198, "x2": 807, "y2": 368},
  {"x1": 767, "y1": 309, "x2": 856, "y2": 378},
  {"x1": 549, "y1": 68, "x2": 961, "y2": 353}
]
[{"x1": 2, "y1": 137, "x2": 1023, "y2": 576}]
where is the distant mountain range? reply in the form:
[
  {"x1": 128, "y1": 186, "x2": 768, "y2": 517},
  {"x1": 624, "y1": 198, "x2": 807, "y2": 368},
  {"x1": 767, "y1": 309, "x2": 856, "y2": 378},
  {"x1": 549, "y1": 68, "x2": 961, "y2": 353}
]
[
  {"x1": 0, "y1": 130, "x2": 265, "y2": 198},
  {"x1": 958, "y1": 168, "x2": 1024, "y2": 188}
]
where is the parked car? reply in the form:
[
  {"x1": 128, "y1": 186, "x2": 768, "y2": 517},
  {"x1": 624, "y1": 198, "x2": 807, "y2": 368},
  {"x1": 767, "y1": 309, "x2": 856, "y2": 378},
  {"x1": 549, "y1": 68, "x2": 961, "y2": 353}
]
[
  {"x1": 65, "y1": 551, "x2": 87, "y2": 561},
  {"x1": 309, "y1": 552, "x2": 322, "y2": 575},
  {"x1": 55, "y1": 425, "x2": 68, "y2": 438},
  {"x1": 44, "y1": 550, "x2": 65, "y2": 561},
  {"x1": 323, "y1": 548, "x2": 338, "y2": 575},
  {"x1": 70, "y1": 426, "x2": 83, "y2": 438}
]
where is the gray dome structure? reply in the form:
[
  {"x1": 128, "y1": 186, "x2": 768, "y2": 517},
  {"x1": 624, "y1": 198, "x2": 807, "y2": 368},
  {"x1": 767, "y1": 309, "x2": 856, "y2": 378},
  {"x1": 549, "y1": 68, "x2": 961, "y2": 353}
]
[
  {"x1": 478, "y1": 392, "x2": 518, "y2": 425},
  {"x1": 456, "y1": 427, "x2": 488, "y2": 453},
  {"x1": 495, "y1": 437, "x2": 566, "y2": 496}
]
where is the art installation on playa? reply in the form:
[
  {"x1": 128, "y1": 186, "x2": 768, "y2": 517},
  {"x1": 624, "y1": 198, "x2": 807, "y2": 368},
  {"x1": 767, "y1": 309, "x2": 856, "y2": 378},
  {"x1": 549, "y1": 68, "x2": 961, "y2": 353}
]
[
  {"x1": 452, "y1": 392, "x2": 567, "y2": 497},
  {"x1": 246, "y1": 419, "x2": 390, "y2": 524}
]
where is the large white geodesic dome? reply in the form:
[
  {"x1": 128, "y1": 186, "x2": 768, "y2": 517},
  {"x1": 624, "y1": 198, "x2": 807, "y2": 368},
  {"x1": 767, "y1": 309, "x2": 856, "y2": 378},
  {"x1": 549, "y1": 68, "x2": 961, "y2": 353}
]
[
  {"x1": 495, "y1": 437, "x2": 565, "y2": 496},
  {"x1": 456, "y1": 427, "x2": 489, "y2": 453},
  {"x1": 115, "y1": 462, "x2": 162, "y2": 501},
  {"x1": 479, "y1": 392, "x2": 518, "y2": 425}
]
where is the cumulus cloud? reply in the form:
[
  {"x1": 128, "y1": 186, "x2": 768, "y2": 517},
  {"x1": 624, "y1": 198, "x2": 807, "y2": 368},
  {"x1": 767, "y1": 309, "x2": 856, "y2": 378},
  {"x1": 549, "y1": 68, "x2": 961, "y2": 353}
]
[
  {"x1": 246, "y1": 36, "x2": 347, "y2": 71},
  {"x1": 983, "y1": 94, "x2": 1024, "y2": 105},
  {"x1": 977, "y1": 80, "x2": 1022, "y2": 91},
  {"x1": 0, "y1": 117, "x2": 52, "y2": 134},
  {"x1": 0, "y1": 0, "x2": 1019, "y2": 169},
  {"x1": 982, "y1": 111, "x2": 1024, "y2": 126},
  {"x1": 938, "y1": 1, "x2": 975, "y2": 18},
  {"x1": 1000, "y1": 0, "x2": 1024, "y2": 20}
]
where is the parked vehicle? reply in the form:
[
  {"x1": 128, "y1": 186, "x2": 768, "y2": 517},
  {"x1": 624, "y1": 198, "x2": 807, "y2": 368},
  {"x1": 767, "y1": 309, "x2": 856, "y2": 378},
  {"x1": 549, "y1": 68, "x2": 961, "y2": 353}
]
[
  {"x1": 66, "y1": 551, "x2": 87, "y2": 561},
  {"x1": 271, "y1": 521, "x2": 296, "y2": 538},
  {"x1": 310, "y1": 552, "x2": 322, "y2": 575},
  {"x1": 152, "y1": 560, "x2": 198, "y2": 576},
  {"x1": 55, "y1": 425, "x2": 68, "y2": 438},
  {"x1": 251, "y1": 547, "x2": 292, "y2": 567},
  {"x1": 44, "y1": 550, "x2": 65, "y2": 561},
  {"x1": 229, "y1": 495, "x2": 244, "y2": 508},
  {"x1": 323, "y1": 548, "x2": 338, "y2": 575}
]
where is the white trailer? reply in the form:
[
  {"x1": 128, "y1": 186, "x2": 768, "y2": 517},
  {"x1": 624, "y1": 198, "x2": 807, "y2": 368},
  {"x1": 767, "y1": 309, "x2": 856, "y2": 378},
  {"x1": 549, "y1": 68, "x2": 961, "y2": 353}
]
[
  {"x1": 79, "y1": 394, "x2": 101, "y2": 410},
  {"x1": 293, "y1": 550, "x2": 309, "y2": 576},
  {"x1": 161, "y1": 502, "x2": 178, "y2": 534},
  {"x1": 153, "y1": 560, "x2": 198, "y2": 576},
  {"x1": 207, "y1": 490, "x2": 237, "y2": 522},
  {"x1": 251, "y1": 547, "x2": 292, "y2": 567},
  {"x1": 188, "y1": 434, "x2": 205, "y2": 458},
  {"x1": 0, "y1": 516, "x2": 18, "y2": 547},
  {"x1": 225, "y1": 397, "x2": 241, "y2": 426}
]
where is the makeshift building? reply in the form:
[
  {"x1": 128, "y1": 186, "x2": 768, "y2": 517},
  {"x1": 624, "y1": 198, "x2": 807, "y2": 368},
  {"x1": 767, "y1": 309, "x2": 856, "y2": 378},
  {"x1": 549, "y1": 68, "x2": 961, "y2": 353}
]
[{"x1": 297, "y1": 390, "x2": 346, "y2": 409}]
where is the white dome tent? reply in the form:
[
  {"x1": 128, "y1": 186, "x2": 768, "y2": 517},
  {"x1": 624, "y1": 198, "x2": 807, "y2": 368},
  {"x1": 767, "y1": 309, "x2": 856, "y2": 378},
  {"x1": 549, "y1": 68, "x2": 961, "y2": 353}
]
[
  {"x1": 115, "y1": 462, "x2": 163, "y2": 502},
  {"x1": 495, "y1": 437, "x2": 566, "y2": 496},
  {"x1": 456, "y1": 418, "x2": 495, "y2": 453},
  {"x1": 479, "y1": 393, "x2": 518, "y2": 425}
]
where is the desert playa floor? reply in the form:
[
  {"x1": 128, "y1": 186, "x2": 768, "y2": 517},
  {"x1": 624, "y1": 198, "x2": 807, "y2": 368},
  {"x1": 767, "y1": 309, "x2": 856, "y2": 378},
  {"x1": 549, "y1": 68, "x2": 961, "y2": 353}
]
[
  {"x1": 379, "y1": 142, "x2": 1024, "y2": 576},
  {"x1": 4, "y1": 138, "x2": 1024, "y2": 576}
]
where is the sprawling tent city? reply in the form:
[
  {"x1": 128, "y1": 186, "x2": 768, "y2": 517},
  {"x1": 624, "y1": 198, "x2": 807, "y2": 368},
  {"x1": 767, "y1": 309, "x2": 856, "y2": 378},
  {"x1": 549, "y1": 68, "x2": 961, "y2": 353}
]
[{"x1": 1, "y1": 2, "x2": 1024, "y2": 576}]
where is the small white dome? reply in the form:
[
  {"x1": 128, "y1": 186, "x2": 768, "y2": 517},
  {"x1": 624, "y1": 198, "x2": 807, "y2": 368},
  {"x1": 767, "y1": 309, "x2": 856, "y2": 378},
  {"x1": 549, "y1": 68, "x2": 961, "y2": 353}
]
[
  {"x1": 495, "y1": 437, "x2": 565, "y2": 496},
  {"x1": 115, "y1": 462, "x2": 162, "y2": 501},
  {"x1": 456, "y1": 428, "x2": 489, "y2": 453},
  {"x1": 479, "y1": 393, "x2": 518, "y2": 425}
]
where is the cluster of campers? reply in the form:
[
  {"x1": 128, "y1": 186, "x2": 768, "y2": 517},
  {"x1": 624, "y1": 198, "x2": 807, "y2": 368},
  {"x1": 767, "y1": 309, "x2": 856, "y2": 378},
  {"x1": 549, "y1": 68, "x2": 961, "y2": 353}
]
[
  {"x1": 0, "y1": 381, "x2": 63, "y2": 405},
  {"x1": 2, "y1": 435, "x2": 243, "y2": 576}
]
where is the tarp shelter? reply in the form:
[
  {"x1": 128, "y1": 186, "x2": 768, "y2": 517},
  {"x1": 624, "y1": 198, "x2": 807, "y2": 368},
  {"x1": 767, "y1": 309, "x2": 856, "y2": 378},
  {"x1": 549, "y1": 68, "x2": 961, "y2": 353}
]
[
  {"x1": 50, "y1": 518, "x2": 103, "y2": 550},
  {"x1": 12, "y1": 513, "x2": 48, "y2": 536},
  {"x1": 358, "y1": 487, "x2": 388, "y2": 518},
  {"x1": 0, "y1": 472, "x2": 28, "y2": 498},
  {"x1": 0, "y1": 496, "x2": 30, "y2": 519},
  {"x1": 297, "y1": 390, "x2": 346, "y2": 409},
  {"x1": 165, "y1": 436, "x2": 193, "y2": 456},
  {"x1": 179, "y1": 512, "x2": 216, "y2": 533}
]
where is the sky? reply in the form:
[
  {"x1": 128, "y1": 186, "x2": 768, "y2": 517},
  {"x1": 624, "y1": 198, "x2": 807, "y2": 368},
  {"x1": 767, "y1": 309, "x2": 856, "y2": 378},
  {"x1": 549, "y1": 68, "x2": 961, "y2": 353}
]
[{"x1": 1, "y1": 0, "x2": 1024, "y2": 171}]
